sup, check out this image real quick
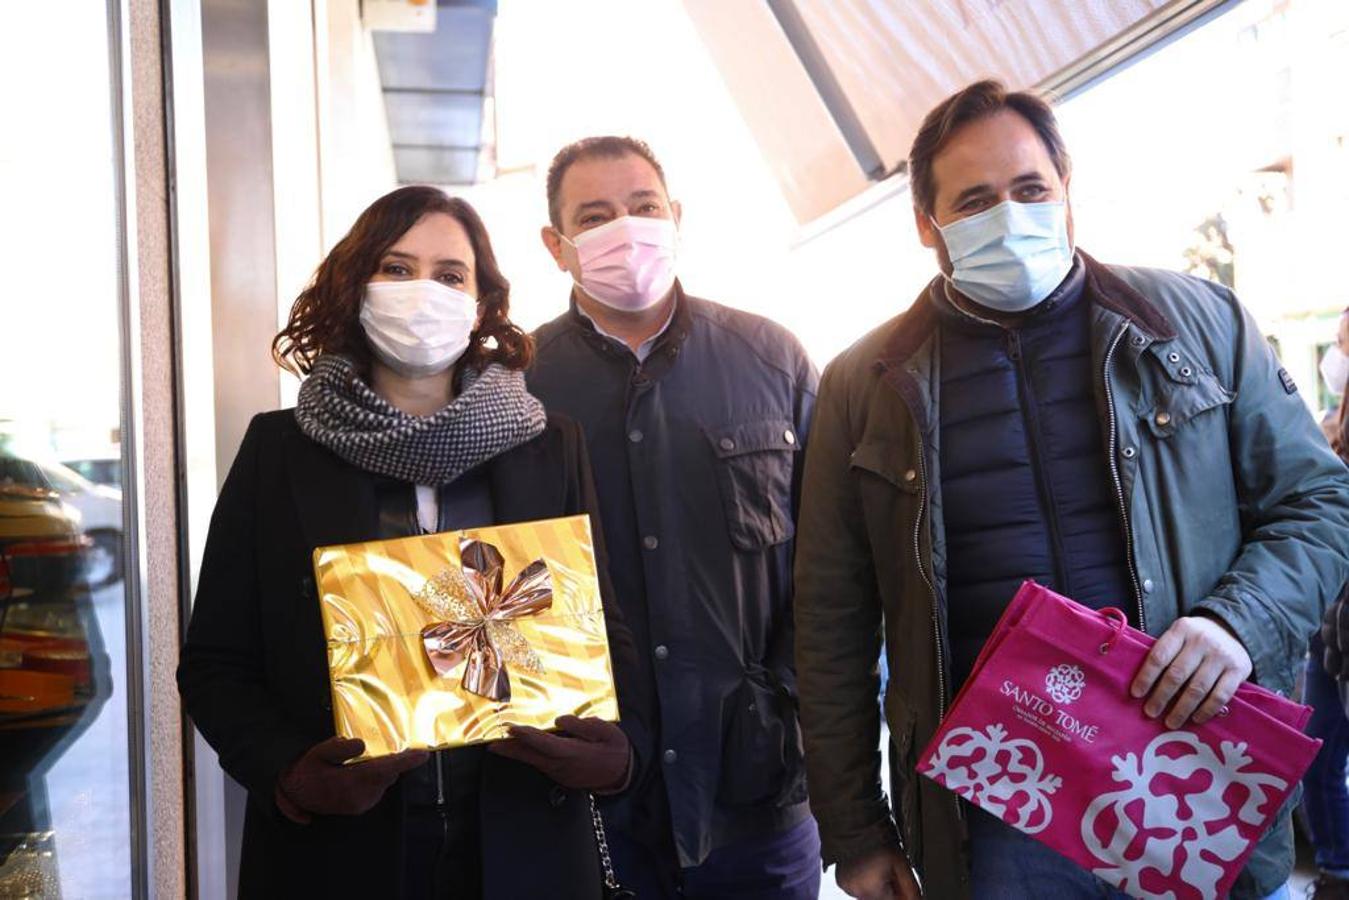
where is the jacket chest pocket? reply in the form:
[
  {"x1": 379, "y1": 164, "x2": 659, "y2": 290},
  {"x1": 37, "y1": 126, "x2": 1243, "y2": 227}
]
[
  {"x1": 849, "y1": 439, "x2": 921, "y2": 495},
  {"x1": 705, "y1": 419, "x2": 801, "y2": 551},
  {"x1": 1138, "y1": 360, "x2": 1234, "y2": 441}
]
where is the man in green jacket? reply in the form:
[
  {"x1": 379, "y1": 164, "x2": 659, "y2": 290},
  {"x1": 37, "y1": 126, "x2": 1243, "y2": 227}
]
[{"x1": 794, "y1": 79, "x2": 1349, "y2": 900}]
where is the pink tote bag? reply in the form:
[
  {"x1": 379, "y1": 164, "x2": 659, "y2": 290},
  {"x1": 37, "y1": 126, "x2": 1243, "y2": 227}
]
[{"x1": 916, "y1": 581, "x2": 1319, "y2": 899}]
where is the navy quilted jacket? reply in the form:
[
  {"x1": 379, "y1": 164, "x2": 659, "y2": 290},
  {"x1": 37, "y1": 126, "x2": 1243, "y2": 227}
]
[{"x1": 935, "y1": 262, "x2": 1133, "y2": 689}]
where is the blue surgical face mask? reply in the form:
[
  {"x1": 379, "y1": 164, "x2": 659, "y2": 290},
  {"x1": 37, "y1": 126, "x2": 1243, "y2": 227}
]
[{"x1": 935, "y1": 200, "x2": 1074, "y2": 313}]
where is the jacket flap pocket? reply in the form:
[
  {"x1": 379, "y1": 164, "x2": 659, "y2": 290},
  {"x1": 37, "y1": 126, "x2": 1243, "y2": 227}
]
[
  {"x1": 1141, "y1": 373, "x2": 1234, "y2": 438},
  {"x1": 706, "y1": 419, "x2": 801, "y2": 458},
  {"x1": 849, "y1": 440, "x2": 919, "y2": 493}
]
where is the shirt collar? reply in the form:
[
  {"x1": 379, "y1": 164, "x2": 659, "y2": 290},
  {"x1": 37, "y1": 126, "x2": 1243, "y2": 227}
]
[{"x1": 574, "y1": 297, "x2": 678, "y2": 363}]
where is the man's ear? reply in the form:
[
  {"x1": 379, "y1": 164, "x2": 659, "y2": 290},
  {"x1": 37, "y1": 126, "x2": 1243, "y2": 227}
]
[
  {"x1": 671, "y1": 199, "x2": 683, "y2": 227},
  {"x1": 540, "y1": 225, "x2": 569, "y2": 272},
  {"x1": 915, "y1": 205, "x2": 939, "y2": 249}
]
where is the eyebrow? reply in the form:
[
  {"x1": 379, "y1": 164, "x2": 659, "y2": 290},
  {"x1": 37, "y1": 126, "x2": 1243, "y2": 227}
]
[
  {"x1": 628, "y1": 190, "x2": 662, "y2": 202},
  {"x1": 383, "y1": 250, "x2": 468, "y2": 268}
]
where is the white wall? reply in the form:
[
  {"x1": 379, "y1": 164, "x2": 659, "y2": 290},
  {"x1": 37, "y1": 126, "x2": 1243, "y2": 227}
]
[
  {"x1": 314, "y1": 0, "x2": 399, "y2": 249},
  {"x1": 268, "y1": 0, "x2": 399, "y2": 404}
]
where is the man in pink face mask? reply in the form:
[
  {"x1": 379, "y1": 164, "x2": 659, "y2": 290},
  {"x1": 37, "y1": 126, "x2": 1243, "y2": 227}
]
[{"x1": 531, "y1": 137, "x2": 822, "y2": 899}]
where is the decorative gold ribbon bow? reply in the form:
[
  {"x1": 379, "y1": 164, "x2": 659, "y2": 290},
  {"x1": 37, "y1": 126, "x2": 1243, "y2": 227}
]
[{"x1": 414, "y1": 537, "x2": 553, "y2": 702}]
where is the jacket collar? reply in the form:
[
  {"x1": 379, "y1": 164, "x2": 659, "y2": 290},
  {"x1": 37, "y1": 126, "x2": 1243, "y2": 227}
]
[
  {"x1": 283, "y1": 414, "x2": 565, "y2": 551},
  {"x1": 565, "y1": 280, "x2": 694, "y2": 361},
  {"x1": 283, "y1": 422, "x2": 379, "y2": 551},
  {"x1": 483, "y1": 428, "x2": 567, "y2": 526},
  {"x1": 1078, "y1": 250, "x2": 1177, "y2": 341},
  {"x1": 931, "y1": 257, "x2": 1087, "y2": 335},
  {"x1": 876, "y1": 249, "x2": 1177, "y2": 371}
]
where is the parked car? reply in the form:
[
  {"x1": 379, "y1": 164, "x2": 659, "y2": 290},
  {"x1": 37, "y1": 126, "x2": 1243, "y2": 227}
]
[
  {"x1": 0, "y1": 455, "x2": 91, "y2": 601},
  {"x1": 60, "y1": 456, "x2": 121, "y2": 490},
  {"x1": 35, "y1": 461, "x2": 123, "y2": 587}
]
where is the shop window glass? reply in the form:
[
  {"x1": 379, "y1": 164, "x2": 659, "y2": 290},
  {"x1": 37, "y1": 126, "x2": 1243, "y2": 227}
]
[{"x1": 0, "y1": 6, "x2": 135, "y2": 897}]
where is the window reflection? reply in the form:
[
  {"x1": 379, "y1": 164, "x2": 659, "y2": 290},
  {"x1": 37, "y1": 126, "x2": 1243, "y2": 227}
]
[
  {"x1": 0, "y1": 450, "x2": 115, "y2": 895},
  {"x1": 0, "y1": 4, "x2": 135, "y2": 897}
]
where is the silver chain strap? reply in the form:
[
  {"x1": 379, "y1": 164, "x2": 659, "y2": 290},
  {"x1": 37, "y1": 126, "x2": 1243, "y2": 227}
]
[{"x1": 588, "y1": 792, "x2": 620, "y2": 891}]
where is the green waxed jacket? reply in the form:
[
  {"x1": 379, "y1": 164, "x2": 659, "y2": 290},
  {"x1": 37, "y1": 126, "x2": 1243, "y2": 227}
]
[{"x1": 794, "y1": 251, "x2": 1349, "y2": 899}]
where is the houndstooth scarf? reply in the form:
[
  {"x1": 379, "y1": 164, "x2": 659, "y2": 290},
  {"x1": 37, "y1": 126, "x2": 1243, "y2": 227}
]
[{"x1": 295, "y1": 355, "x2": 546, "y2": 485}]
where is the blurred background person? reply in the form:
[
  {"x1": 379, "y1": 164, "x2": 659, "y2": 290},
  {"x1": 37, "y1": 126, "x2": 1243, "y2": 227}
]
[{"x1": 1304, "y1": 308, "x2": 1349, "y2": 900}]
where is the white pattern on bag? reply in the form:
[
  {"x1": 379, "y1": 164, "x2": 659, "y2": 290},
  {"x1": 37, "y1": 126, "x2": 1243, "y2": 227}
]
[
  {"x1": 1044, "y1": 663, "x2": 1086, "y2": 705},
  {"x1": 926, "y1": 723, "x2": 1062, "y2": 834},
  {"x1": 1080, "y1": 731, "x2": 1287, "y2": 899}
]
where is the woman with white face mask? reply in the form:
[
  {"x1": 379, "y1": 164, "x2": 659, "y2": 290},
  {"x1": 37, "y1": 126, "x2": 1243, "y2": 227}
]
[{"x1": 177, "y1": 186, "x2": 646, "y2": 899}]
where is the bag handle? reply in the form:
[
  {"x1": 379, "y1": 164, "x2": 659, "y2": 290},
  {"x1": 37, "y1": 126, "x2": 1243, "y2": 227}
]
[{"x1": 1097, "y1": 607, "x2": 1128, "y2": 655}]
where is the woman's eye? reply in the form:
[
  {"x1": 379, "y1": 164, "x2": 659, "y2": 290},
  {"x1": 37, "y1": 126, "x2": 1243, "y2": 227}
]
[
  {"x1": 382, "y1": 263, "x2": 410, "y2": 276},
  {"x1": 439, "y1": 272, "x2": 465, "y2": 286}
]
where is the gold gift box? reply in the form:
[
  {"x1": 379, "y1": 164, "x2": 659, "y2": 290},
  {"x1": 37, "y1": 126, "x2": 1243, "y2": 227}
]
[{"x1": 313, "y1": 514, "x2": 620, "y2": 760}]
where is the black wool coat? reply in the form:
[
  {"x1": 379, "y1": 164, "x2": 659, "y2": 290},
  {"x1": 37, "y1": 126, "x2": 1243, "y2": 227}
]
[{"x1": 177, "y1": 410, "x2": 651, "y2": 898}]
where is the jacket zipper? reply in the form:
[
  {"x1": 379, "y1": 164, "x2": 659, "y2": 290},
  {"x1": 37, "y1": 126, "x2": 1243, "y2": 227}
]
[
  {"x1": 1007, "y1": 331, "x2": 1071, "y2": 594},
  {"x1": 912, "y1": 431, "x2": 964, "y2": 827},
  {"x1": 435, "y1": 749, "x2": 445, "y2": 805},
  {"x1": 911, "y1": 433, "x2": 947, "y2": 720},
  {"x1": 1102, "y1": 322, "x2": 1147, "y2": 632}
]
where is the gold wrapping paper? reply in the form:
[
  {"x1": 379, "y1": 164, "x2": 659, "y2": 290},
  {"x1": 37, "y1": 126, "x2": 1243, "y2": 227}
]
[{"x1": 314, "y1": 514, "x2": 619, "y2": 759}]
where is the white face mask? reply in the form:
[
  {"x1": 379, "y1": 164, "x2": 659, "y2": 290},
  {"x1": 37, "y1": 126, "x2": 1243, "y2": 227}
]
[
  {"x1": 359, "y1": 279, "x2": 477, "y2": 378},
  {"x1": 935, "y1": 200, "x2": 1074, "y2": 313},
  {"x1": 563, "y1": 215, "x2": 678, "y2": 312},
  {"x1": 1321, "y1": 344, "x2": 1349, "y2": 396}
]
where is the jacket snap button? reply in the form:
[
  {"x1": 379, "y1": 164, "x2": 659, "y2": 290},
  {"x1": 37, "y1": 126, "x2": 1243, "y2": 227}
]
[
  {"x1": 719, "y1": 438, "x2": 735, "y2": 451},
  {"x1": 1142, "y1": 578, "x2": 1155, "y2": 593},
  {"x1": 1131, "y1": 335, "x2": 1146, "y2": 347},
  {"x1": 1154, "y1": 411, "x2": 1171, "y2": 427},
  {"x1": 549, "y1": 786, "x2": 567, "y2": 807},
  {"x1": 628, "y1": 429, "x2": 643, "y2": 443},
  {"x1": 1168, "y1": 352, "x2": 1181, "y2": 363},
  {"x1": 1180, "y1": 366, "x2": 1193, "y2": 378},
  {"x1": 1122, "y1": 446, "x2": 1137, "y2": 459},
  {"x1": 654, "y1": 644, "x2": 669, "y2": 661},
  {"x1": 903, "y1": 469, "x2": 918, "y2": 483},
  {"x1": 643, "y1": 535, "x2": 659, "y2": 551},
  {"x1": 784, "y1": 429, "x2": 796, "y2": 445},
  {"x1": 663, "y1": 749, "x2": 678, "y2": 764}
]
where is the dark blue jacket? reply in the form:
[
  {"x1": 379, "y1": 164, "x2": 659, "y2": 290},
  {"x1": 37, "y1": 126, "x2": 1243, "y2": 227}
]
[
  {"x1": 528, "y1": 285, "x2": 819, "y2": 867},
  {"x1": 935, "y1": 262, "x2": 1133, "y2": 688}
]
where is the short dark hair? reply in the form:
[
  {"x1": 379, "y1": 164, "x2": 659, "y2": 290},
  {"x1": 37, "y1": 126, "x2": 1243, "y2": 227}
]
[
  {"x1": 908, "y1": 79, "x2": 1071, "y2": 216},
  {"x1": 545, "y1": 136, "x2": 668, "y2": 229},
  {"x1": 273, "y1": 185, "x2": 532, "y2": 376}
]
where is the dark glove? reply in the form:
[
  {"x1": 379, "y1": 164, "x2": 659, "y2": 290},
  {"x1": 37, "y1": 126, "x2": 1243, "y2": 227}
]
[
  {"x1": 488, "y1": 715, "x2": 631, "y2": 793},
  {"x1": 275, "y1": 737, "x2": 429, "y2": 824},
  {"x1": 1322, "y1": 594, "x2": 1349, "y2": 680}
]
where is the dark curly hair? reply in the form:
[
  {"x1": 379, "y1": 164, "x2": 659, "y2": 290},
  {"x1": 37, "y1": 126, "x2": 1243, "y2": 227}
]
[{"x1": 272, "y1": 185, "x2": 533, "y2": 376}]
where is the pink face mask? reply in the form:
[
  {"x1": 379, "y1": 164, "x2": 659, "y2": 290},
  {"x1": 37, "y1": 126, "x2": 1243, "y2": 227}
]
[{"x1": 563, "y1": 215, "x2": 678, "y2": 312}]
